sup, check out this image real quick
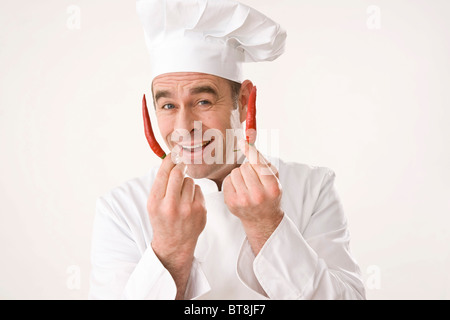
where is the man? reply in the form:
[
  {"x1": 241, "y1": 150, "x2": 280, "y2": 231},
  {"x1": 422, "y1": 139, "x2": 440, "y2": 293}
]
[{"x1": 89, "y1": 0, "x2": 366, "y2": 300}]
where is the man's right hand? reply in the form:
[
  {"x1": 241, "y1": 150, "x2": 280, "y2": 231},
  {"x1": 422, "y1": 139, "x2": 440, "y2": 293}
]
[{"x1": 147, "y1": 155, "x2": 207, "y2": 299}]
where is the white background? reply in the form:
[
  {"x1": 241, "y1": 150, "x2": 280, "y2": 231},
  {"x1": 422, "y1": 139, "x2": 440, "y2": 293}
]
[{"x1": 1, "y1": 0, "x2": 449, "y2": 299}]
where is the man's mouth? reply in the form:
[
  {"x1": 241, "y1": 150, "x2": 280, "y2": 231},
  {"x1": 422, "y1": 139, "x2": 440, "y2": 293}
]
[{"x1": 178, "y1": 138, "x2": 214, "y2": 153}]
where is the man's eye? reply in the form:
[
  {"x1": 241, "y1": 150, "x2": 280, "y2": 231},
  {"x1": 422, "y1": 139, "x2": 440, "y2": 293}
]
[
  {"x1": 198, "y1": 100, "x2": 211, "y2": 106},
  {"x1": 162, "y1": 104, "x2": 175, "y2": 110}
]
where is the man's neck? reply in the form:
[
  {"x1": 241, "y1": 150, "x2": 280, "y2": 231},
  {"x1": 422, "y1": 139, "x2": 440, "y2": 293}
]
[
  {"x1": 209, "y1": 163, "x2": 239, "y2": 191},
  {"x1": 209, "y1": 154, "x2": 246, "y2": 191}
]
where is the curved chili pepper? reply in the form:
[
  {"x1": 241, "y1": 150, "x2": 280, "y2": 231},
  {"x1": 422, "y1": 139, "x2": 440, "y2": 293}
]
[
  {"x1": 142, "y1": 94, "x2": 166, "y2": 159},
  {"x1": 246, "y1": 86, "x2": 257, "y2": 145}
]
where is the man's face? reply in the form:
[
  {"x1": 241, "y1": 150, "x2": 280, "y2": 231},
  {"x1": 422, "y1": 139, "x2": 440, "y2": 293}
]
[{"x1": 152, "y1": 72, "x2": 248, "y2": 182}]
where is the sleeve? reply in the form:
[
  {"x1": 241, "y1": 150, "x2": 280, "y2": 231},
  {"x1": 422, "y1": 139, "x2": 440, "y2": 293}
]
[
  {"x1": 236, "y1": 170, "x2": 366, "y2": 300},
  {"x1": 88, "y1": 197, "x2": 210, "y2": 300}
]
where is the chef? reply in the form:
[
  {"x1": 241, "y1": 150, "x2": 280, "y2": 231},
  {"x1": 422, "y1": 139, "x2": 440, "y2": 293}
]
[{"x1": 89, "y1": 0, "x2": 366, "y2": 300}]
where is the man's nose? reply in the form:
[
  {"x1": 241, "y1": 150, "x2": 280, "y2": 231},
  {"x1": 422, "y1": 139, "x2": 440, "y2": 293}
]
[
  {"x1": 173, "y1": 107, "x2": 195, "y2": 132},
  {"x1": 171, "y1": 107, "x2": 202, "y2": 144}
]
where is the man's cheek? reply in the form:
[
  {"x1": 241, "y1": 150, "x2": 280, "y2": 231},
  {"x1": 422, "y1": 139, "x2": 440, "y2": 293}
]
[
  {"x1": 169, "y1": 128, "x2": 191, "y2": 147},
  {"x1": 203, "y1": 128, "x2": 224, "y2": 165},
  {"x1": 155, "y1": 120, "x2": 169, "y2": 143}
]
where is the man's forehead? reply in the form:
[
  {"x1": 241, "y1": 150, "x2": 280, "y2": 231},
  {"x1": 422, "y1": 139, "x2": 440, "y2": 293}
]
[{"x1": 152, "y1": 72, "x2": 226, "y2": 90}]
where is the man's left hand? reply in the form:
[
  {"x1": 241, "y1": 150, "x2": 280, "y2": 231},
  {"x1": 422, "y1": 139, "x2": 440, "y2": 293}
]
[{"x1": 223, "y1": 140, "x2": 284, "y2": 255}]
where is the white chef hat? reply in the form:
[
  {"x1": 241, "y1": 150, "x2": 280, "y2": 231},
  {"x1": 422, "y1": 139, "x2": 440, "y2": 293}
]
[{"x1": 136, "y1": 0, "x2": 287, "y2": 83}]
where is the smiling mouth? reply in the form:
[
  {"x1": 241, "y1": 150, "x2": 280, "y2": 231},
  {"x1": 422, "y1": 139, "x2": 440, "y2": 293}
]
[{"x1": 179, "y1": 138, "x2": 214, "y2": 153}]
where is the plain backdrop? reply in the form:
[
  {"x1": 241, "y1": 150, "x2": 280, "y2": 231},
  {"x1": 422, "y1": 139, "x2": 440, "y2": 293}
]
[{"x1": 1, "y1": 0, "x2": 449, "y2": 300}]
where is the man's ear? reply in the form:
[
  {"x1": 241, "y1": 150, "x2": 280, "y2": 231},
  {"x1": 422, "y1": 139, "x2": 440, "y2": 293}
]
[{"x1": 238, "y1": 80, "x2": 254, "y2": 123}]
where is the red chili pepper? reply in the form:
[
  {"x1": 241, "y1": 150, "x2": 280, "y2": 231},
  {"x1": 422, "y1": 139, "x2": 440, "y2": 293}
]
[
  {"x1": 142, "y1": 94, "x2": 166, "y2": 159},
  {"x1": 246, "y1": 86, "x2": 257, "y2": 145}
]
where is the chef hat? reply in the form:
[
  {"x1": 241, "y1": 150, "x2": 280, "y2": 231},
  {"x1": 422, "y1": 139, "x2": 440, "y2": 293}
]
[{"x1": 136, "y1": 0, "x2": 287, "y2": 83}]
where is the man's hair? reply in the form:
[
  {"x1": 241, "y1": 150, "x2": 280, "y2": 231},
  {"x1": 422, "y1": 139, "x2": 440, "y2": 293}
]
[{"x1": 229, "y1": 80, "x2": 242, "y2": 109}]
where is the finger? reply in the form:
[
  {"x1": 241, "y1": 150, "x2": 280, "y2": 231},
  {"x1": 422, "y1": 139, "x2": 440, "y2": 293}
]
[
  {"x1": 252, "y1": 160, "x2": 279, "y2": 179},
  {"x1": 230, "y1": 167, "x2": 248, "y2": 194},
  {"x1": 193, "y1": 184, "x2": 205, "y2": 205},
  {"x1": 151, "y1": 153, "x2": 178, "y2": 199},
  {"x1": 223, "y1": 174, "x2": 236, "y2": 193},
  {"x1": 223, "y1": 174, "x2": 236, "y2": 205},
  {"x1": 170, "y1": 144, "x2": 183, "y2": 165},
  {"x1": 165, "y1": 162, "x2": 187, "y2": 201},
  {"x1": 238, "y1": 139, "x2": 279, "y2": 179},
  {"x1": 180, "y1": 177, "x2": 195, "y2": 203},
  {"x1": 238, "y1": 139, "x2": 268, "y2": 166},
  {"x1": 239, "y1": 163, "x2": 264, "y2": 191}
]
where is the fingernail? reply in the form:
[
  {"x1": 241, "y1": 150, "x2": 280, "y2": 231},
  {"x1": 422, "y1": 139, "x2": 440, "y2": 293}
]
[
  {"x1": 171, "y1": 145, "x2": 183, "y2": 164},
  {"x1": 172, "y1": 153, "x2": 182, "y2": 165}
]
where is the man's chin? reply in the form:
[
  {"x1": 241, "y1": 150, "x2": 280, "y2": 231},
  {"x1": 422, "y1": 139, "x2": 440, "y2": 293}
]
[
  {"x1": 185, "y1": 163, "x2": 212, "y2": 179},
  {"x1": 185, "y1": 162, "x2": 228, "y2": 181}
]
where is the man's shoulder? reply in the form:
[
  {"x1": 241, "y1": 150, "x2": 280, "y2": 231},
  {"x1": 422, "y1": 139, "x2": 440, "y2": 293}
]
[
  {"x1": 276, "y1": 158, "x2": 338, "y2": 207},
  {"x1": 97, "y1": 166, "x2": 160, "y2": 209},
  {"x1": 276, "y1": 158, "x2": 340, "y2": 225},
  {"x1": 277, "y1": 158, "x2": 336, "y2": 185}
]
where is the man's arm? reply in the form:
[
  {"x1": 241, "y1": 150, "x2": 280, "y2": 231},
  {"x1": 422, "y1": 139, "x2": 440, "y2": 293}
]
[
  {"x1": 237, "y1": 213, "x2": 365, "y2": 299},
  {"x1": 89, "y1": 157, "x2": 210, "y2": 300},
  {"x1": 223, "y1": 140, "x2": 285, "y2": 256},
  {"x1": 223, "y1": 141, "x2": 365, "y2": 299},
  {"x1": 89, "y1": 197, "x2": 177, "y2": 299},
  {"x1": 89, "y1": 195, "x2": 211, "y2": 300},
  {"x1": 147, "y1": 158, "x2": 207, "y2": 299}
]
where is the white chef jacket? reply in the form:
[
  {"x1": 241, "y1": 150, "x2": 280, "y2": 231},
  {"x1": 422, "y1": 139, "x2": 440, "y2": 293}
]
[{"x1": 89, "y1": 158, "x2": 366, "y2": 300}]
